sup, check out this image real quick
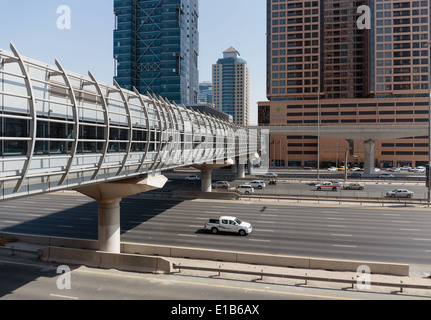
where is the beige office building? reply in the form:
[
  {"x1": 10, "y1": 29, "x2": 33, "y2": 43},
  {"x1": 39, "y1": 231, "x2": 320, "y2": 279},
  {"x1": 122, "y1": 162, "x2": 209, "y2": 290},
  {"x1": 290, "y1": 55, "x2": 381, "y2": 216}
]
[{"x1": 212, "y1": 47, "x2": 250, "y2": 126}]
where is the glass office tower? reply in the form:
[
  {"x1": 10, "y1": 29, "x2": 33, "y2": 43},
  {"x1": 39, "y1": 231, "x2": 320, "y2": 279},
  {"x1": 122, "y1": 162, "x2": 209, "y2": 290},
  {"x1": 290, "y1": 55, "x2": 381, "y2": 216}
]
[
  {"x1": 114, "y1": 0, "x2": 199, "y2": 104},
  {"x1": 212, "y1": 47, "x2": 250, "y2": 126}
]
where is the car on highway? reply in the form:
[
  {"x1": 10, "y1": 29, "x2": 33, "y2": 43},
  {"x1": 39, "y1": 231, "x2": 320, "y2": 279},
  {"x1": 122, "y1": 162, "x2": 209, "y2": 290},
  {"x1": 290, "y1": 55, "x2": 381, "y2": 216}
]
[
  {"x1": 236, "y1": 184, "x2": 255, "y2": 194},
  {"x1": 409, "y1": 167, "x2": 426, "y2": 173},
  {"x1": 184, "y1": 175, "x2": 200, "y2": 181},
  {"x1": 262, "y1": 172, "x2": 278, "y2": 178},
  {"x1": 212, "y1": 181, "x2": 230, "y2": 189},
  {"x1": 385, "y1": 189, "x2": 414, "y2": 198},
  {"x1": 204, "y1": 216, "x2": 252, "y2": 236},
  {"x1": 248, "y1": 180, "x2": 265, "y2": 189},
  {"x1": 348, "y1": 172, "x2": 363, "y2": 179},
  {"x1": 327, "y1": 167, "x2": 337, "y2": 171},
  {"x1": 378, "y1": 173, "x2": 395, "y2": 179},
  {"x1": 342, "y1": 183, "x2": 365, "y2": 190},
  {"x1": 312, "y1": 182, "x2": 340, "y2": 191}
]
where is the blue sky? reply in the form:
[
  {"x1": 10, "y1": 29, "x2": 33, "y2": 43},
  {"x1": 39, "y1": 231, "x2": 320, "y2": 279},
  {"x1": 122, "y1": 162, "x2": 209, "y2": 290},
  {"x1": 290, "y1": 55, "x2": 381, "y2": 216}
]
[{"x1": 0, "y1": 0, "x2": 266, "y2": 124}]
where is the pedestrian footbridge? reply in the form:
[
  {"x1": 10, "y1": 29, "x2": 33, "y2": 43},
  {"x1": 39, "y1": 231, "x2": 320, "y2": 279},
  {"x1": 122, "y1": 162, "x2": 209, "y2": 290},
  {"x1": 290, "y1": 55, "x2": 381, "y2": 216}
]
[{"x1": 0, "y1": 43, "x2": 263, "y2": 252}]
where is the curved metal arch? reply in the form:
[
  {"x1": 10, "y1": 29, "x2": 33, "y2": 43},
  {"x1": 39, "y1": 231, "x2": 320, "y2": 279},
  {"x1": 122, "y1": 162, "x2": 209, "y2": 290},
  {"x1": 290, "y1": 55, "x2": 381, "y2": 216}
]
[
  {"x1": 214, "y1": 117, "x2": 227, "y2": 161},
  {"x1": 132, "y1": 87, "x2": 151, "y2": 173},
  {"x1": 182, "y1": 107, "x2": 195, "y2": 165},
  {"x1": 196, "y1": 110, "x2": 213, "y2": 163},
  {"x1": 113, "y1": 79, "x2": 133, "y2": 176},
  {"x1": 161, "y1": 97, "x2": 180, "y2": 168},
  {"x1": 10, "y1": 43, "x2": 37, "y2": 193},
  {"x1": 87, "y1": 71, "x2": 110, "y2": 180},
  {"x1": 173, "y1": 102, "x2": 186, "y2": 166},
  {"x1": 54, "y1": 59, "x2": 79, "y2": 186},
  {"x1": 189, "y1": 108, "x2": 204, "y2": 165},
  {"x1": 147, "y1": 93, "x2": 164, "y2": 172},
  {"x1": 158, "y1": 97, "x2": 175, "y2": 169}
]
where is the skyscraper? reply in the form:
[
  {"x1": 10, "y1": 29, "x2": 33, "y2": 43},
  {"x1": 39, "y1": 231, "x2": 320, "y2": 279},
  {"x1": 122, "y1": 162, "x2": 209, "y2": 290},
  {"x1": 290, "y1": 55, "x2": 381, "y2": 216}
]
[
  {"x1": 260, "y1": 0, "x2": 431, "y2": 168},
  {"x1": 113, "y1": 0, "x2": 199, "y2": 104},
  {"x1": 212, "y1": 47, "x2": 250, "y2": 126}
]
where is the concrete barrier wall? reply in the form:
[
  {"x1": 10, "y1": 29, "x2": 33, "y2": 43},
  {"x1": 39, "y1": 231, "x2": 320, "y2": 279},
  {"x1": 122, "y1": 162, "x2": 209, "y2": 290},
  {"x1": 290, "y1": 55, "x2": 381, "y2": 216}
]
[
  {"x1": 0, "y1": 232, "x2": 98, "y2": 250},
  {"x1": 1, "y1": 233, "x2": 409, "y2": 276},
  {"x1": 172, "y1": 190, "x2": 239, "y2": 200},
  {"x1": 121, "y1": 243, "x2": 410, "y2": 276},
  {"x1": 41, "y1": 247, "x2": 172, "y2": 274}
]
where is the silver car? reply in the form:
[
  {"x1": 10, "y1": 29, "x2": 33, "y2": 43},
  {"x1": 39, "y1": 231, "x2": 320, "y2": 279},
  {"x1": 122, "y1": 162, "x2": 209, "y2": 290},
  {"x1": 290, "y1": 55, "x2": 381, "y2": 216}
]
[
  {"x1": 248, "y1": 180, "x2": 265, "y2": 189},
  {"x1": 385, "y1": 189, "x2": 414, "y2": 198}
]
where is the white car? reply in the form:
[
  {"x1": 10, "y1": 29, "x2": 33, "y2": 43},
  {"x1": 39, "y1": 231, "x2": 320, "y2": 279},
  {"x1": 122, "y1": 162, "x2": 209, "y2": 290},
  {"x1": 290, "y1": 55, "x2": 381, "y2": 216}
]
[
  {"x1": 248, "y1": 180, "x2": 265, "y2": 189},
  {"x1": 204, "y1": 216, "x2": 252, "y2": 236},
  {"x1": 236, "y1": 184, "x2": 255, "y2": 194},
  {"x1": 385, "y1": 189, "x2": 414, "y2": 198},
  {"x1": 185, "y1": 175, "x2": 200, "y2": 181},
  {"x1": 327, "y1": 167, "x2": 337, "y2": 171},
  {"x1": 409, "y1": 167, "x2": 426, "y2": 173}
]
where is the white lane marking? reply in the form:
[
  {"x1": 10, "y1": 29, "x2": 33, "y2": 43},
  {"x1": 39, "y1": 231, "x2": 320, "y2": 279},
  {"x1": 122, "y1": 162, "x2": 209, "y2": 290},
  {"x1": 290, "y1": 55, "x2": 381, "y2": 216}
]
[
  {"x1": 331, "y1": 234, "x2": 352, "y2": 237},
  {"x1": 177, "y1": 234, "x2": 197, "y2": 238},
  {"x1": 49, "y1": 293, "x2": 79, "y2": 300},
  {"x1": 249, "y1": 239, "x2": 271, "y2": 243},
  {"x1": 333, "y1": 244, "x2": 357, "y2": 248}
]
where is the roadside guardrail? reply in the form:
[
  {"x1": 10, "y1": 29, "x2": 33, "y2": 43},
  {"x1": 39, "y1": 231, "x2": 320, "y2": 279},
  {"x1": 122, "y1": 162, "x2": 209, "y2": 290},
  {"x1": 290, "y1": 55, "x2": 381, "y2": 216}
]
[{"x1": 172, "y1": 264, "x2": 431, "y2": 294}]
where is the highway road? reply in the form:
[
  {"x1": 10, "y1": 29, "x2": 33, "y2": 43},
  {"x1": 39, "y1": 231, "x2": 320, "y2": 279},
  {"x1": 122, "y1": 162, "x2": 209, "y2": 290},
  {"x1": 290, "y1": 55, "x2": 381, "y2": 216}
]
[
  {"x1": 165, "y1": 170, "x2": 429, "y2": 199},
  {"x1": 1, "y1": 193, "x2": 431, "y2": 266},
  {"x1": 0, "y1": 254, "x2": 422, "y2": 301}
]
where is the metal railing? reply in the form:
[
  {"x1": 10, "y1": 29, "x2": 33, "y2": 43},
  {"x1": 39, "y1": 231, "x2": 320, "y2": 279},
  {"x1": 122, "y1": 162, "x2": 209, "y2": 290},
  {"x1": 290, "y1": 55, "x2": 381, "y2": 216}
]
[{"x1": 173, "y1": 264, "x2": 431, "y2": 294}]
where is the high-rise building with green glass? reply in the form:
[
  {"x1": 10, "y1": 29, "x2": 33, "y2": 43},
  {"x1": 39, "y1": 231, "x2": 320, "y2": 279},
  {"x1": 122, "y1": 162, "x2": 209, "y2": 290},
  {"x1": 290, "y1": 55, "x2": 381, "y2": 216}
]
[{"x1": 114, "y1": 0, "x2": 199, "y2": 104}]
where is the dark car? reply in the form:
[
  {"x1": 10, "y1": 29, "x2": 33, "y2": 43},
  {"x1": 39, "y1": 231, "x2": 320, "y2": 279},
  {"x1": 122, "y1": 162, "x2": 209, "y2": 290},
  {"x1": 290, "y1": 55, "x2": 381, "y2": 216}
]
[{"x1": 349, "y1": 173, "x2": 363, "y2": 179}]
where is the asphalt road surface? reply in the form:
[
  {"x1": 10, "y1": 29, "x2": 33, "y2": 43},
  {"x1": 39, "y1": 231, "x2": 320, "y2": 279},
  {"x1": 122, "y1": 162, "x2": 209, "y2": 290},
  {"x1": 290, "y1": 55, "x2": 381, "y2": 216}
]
[
  {"x1": 1, "y1": 193, "x2": 431, "y2": 266},
  {"x1": 0, "y1": 254, "x2": 425, "y2": 301}
]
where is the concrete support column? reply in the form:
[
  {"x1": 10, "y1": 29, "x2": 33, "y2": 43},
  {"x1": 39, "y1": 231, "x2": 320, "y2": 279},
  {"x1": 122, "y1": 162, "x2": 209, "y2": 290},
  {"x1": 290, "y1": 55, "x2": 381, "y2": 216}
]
[
  {"x1": 231, "y1": 162, "x2": 238, "y2": 174},
  {"x1": 364, "y1": 139, "x2": 376, "y2": 176},
  {"x1": 237, "y1": 163, "x2": 246, "y2": 179},
  {"x1": 98, "y1": 198, "x2": 121, "y2": 253},
  {"x1": 74, "y1": 174, "x2": 167, "y2": 253},
  {"x1": 192, "y1": 159, "x2": 235, "y2": 193},
  {"x1": 247, "y1": 160, "x2": 254, "y2": 176},
  {"x1": 201, "y1": 168, "x2": 213, "y2": 192}
]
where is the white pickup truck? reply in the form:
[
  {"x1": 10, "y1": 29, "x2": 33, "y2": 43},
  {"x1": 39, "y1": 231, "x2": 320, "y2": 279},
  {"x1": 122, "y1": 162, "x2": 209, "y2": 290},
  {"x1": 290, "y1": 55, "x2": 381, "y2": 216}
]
[
  {"x1": 204, "y1": 216, "x2": 252, "y2": 236},
  {"x1": 311, "y1": 182, "x2": 340, "y2": 191}
]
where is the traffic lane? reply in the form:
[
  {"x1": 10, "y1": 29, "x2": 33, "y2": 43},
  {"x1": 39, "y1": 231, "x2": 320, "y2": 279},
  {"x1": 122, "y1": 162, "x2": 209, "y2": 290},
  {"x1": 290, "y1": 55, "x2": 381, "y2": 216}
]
[
  {"x1": 120, "y1": 200, "x2": 431, "y2": 265},
  {"x1": 2, "y1": 195, "x2": 431, "y2": 265},
  {"x1": 224, "y1": 180, "x2": 428, "y2": 199}
]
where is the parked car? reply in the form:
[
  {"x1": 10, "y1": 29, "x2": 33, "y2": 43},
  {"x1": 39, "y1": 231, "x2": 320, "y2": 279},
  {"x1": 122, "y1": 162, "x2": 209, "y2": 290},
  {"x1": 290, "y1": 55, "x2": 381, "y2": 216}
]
[
  {"x1": 385, "y1": 189, "x2": 414, "y2": 198},
  {"x1": 212, "y1": 181, "x2": 230, "y2": 189},
  {"x1": 248, "y1": 180, "x2": 265, "y2": 189},
  {"x1": 204, "y1": 216, "x2": 252, "y2": 236},
  {"x1": 185, "y1": 175, "x2": 200, "y2": 181},
  {"x1": 236, "y1": 184, "x2": 255, "y2": 194},
  {"x1": 378, "y1": 174, "x2": 395, "y2": 179},
  {"x1": 342, "y1": 183, "x2": 365, "y2": 190}
]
